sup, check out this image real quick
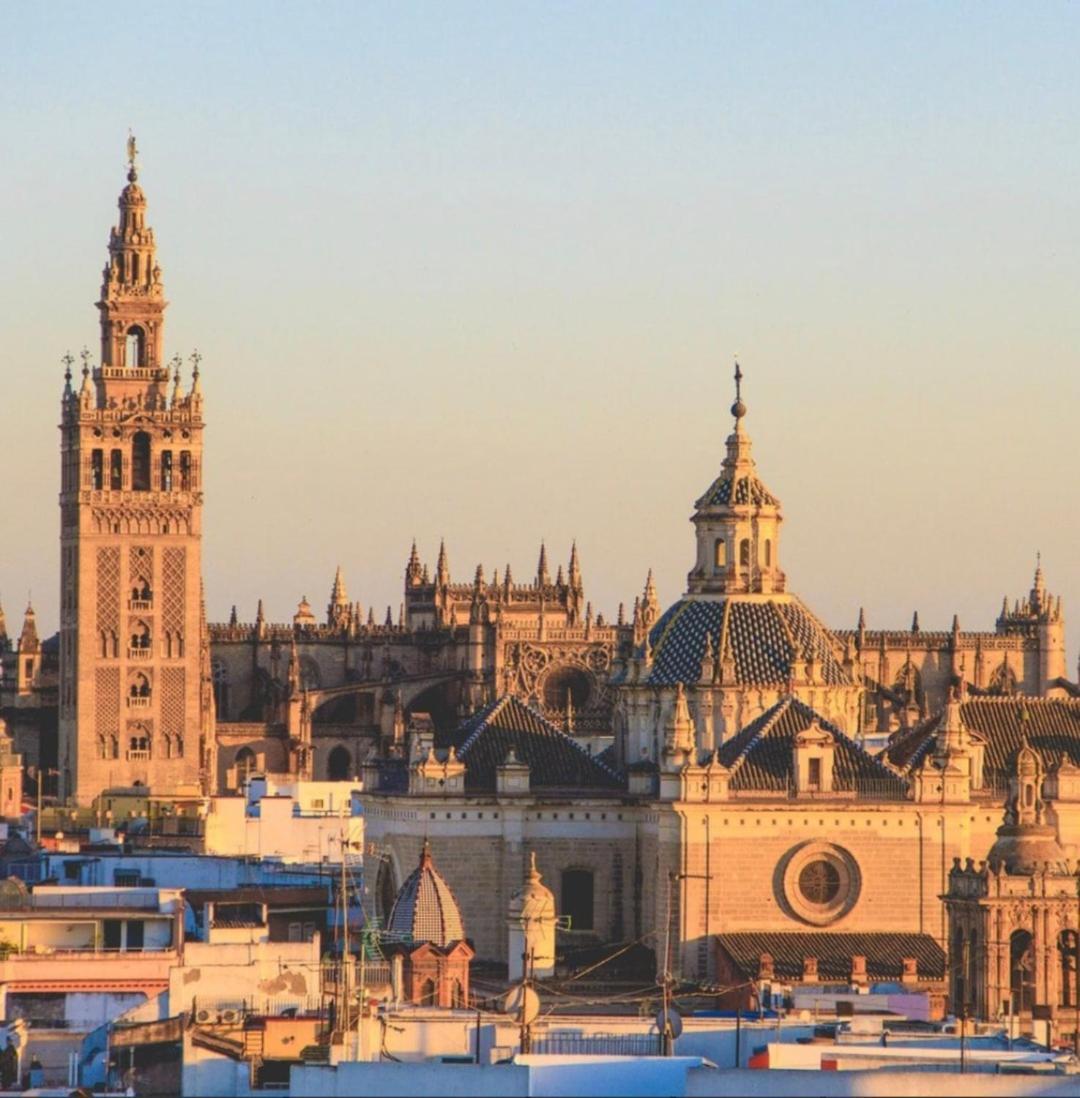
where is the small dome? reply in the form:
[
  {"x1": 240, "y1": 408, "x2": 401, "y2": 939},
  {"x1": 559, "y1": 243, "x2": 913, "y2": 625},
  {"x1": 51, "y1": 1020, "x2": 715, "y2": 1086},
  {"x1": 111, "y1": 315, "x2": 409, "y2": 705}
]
[
  {"x1": 120, "y1": 180, "x2": 146, "y2": 206},
  {"x1": 293, "y1": 595, "x2": 316, "y2": 626},
  {"x1": 388, "y1": 841, "x2": 466, "y2": 947},
  {"x1": 987, "y1": 823, "x2": 1067, "y2": 876}
]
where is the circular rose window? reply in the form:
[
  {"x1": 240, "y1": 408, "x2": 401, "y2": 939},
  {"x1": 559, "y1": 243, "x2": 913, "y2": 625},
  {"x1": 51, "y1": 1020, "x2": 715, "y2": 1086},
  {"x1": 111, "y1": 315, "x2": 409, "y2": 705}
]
[{"x1": 781, "y1": 843, "x2": 860, "y2": 926}]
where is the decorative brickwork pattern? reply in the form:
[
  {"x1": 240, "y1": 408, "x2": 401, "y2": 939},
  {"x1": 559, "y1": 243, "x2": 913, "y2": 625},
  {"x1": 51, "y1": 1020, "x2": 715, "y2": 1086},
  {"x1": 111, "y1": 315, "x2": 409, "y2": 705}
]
[
  {"x1": 162, "y1": 547, "x2": 186, "y2": 634},
  {"x1": 95, "y1": 667, "x2": 120, "y2": 736},
  {"x1": 96, "y1": 547, "x2": 120, "y2": 634},
  {"x1": 129, "y1": 545, "x2": 153, "y2": 591},
  {"x1": 161, "y1": 667, "x2": 185, "y2": 737}
]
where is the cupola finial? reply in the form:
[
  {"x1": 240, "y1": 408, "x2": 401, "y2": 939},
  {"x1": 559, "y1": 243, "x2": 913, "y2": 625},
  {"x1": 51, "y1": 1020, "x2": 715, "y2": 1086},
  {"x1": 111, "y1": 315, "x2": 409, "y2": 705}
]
[
  {"x1": 731, "y1": 359, "x2": 746, "y2": 421},
  {"x1": 126, "y1": 130, "x2": 139, "y2": 182}
]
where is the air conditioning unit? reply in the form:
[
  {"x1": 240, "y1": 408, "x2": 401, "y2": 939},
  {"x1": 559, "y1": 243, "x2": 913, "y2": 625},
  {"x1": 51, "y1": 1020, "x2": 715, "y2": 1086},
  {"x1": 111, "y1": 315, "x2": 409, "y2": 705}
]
[
  {"x1": 220, "y1": 1009, "x2": 240, "y2": 1024},
  {"x1": 194, "y1": 1009, "x2": 215, "y2": 1025}
]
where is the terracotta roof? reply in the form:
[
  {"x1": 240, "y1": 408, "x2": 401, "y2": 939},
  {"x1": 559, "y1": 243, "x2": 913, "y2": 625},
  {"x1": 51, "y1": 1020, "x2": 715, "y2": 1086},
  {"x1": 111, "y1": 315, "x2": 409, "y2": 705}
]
[
  {"x1": 451, "y1": 696, "x2": 622, "y2": 792},
  {"x1": 715, "y1": 931, "x2": 945, "y2": 981},
  {"x1": 884, "y1": 698, "x2": 1080, "y2": 781},
  {"x1": 637, "y1": 597, "x2": 850, "y2": 688},
  {"x1": 959, "y1": 697, "x2": 1080, "y2": 779},
  {"x1": 718, "y1": 697, "x2": 907, "y2": 796}
]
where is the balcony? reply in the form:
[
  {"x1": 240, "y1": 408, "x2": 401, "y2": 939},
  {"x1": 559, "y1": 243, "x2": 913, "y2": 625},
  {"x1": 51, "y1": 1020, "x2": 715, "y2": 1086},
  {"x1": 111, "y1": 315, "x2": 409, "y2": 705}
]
[
  {"x1": 127, "y1": 697, "x2": 151, "y2": 710},
  {"x1": 128, "y1": 600, "x2": 153, "y2": 613},
  {"x1": 127, "y1": 750, "x2": 151, "y2": 761},
  {"x1": 128, "y1": 648, "x2": 152, "y2": 661}
]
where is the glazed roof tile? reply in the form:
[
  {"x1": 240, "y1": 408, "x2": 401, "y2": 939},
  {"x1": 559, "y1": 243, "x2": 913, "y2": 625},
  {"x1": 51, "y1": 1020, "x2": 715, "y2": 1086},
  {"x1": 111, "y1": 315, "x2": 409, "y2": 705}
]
[
  {"x1": 696, "y1": 472, "x2": 779, "y2": 509},
  {"x1": 450, "y1": 695, "x2": 623, "y2": 792},
  {"x1": 387, "y1": 846, "x2": 466, "y2": 948},
  {"x1": 718, "y1": 697, "x2": 907, "y2": 796},
  {"x1": 884, "y1": 698, "x2": 1080, "y2": 780},
  {"x1": 639, "y1": 598, "x2": 850, "y2": 689},
  {"x1": 715, "y1": 931, "x2": 946, "y2": 981}
]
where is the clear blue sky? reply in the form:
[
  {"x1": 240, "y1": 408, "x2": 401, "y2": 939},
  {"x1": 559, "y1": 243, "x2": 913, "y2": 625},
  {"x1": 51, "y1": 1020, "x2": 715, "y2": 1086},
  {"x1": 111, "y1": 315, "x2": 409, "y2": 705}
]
[{"x1": 2, "y1": 2, "x2": 1078, "y2": 663}]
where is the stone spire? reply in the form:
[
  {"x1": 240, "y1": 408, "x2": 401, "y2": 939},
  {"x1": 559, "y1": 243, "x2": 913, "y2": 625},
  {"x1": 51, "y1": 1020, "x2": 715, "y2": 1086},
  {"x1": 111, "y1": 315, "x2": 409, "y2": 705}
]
[
  {"x1": 536, "y1": 542, "x2": 550, "y2": 587},
  {"x1": 18, "y1": 601, "x2": 40, "y2": 652},
  {"x1": 436, "y1": 539, "x2": 450, "y2": 587},
  {"x1": 327, "y1": 565, "x2": 351, "y2": 628},
  {"x1": 0, "y1": 597, "x2": 7, "y2": 651},
  {"x1": 1031, "y1": 552, "x2": 1046, "y2": 614},
  {"x1": 98, "y1": 134, "x2": 167, "y2": 371},
  {"x1": 687, "y1": 361, "x2": 785, "y2": 597},
  {"x1": 568, "y1": 541, "x2": 583, "y2": 590},
  {"x1": 406, "y1": 540, "x2": 423, "y2": 587}
]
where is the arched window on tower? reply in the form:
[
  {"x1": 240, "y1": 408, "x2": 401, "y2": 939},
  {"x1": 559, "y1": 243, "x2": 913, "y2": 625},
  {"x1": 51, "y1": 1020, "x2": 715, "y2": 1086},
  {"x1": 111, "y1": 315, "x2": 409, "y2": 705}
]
[
  {"x1": 561, "y1": 868, "x2": 595, "y2": 932},
  {"x1": 125, "y1": 326, "x2": 146, "y2": 368},
  {"x1": 91, "y1": 450, "x2": 104, "y2": 490},
  {"x1": 764, "y1": 539, "x2": 772, "y2": 567},
  {"x1": 110, "y1": 449, "x2": 123, "y2": 490},
  {"x1": 179, "y1": 451, "x2": 192, "y2": 490},
  {"x1": 713, "y1": 538, "x2": 726, "y2": 570},
  {"x1": 160, "y1": 450, "x2": 173, "y2": 491},
  {"x1": 739, "y1": 538, "x2": 751, "y2": 572},
  {"x1": 132, "y1": 432, "x2": 151, "y2": 491}
]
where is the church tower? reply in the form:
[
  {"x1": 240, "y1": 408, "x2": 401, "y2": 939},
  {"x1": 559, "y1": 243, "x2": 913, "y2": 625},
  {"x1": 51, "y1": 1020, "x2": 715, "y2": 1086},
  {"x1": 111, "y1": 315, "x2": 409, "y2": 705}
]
[{"x1": 59, "y1": 139, "x2": 210, "y2": 804}]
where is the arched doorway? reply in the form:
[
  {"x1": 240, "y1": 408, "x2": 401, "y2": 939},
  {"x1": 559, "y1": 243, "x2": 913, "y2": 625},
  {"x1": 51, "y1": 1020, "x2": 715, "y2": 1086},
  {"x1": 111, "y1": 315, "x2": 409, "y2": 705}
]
[{"x1": 327, "y1": 745, "x2": 351, "y2": 781}]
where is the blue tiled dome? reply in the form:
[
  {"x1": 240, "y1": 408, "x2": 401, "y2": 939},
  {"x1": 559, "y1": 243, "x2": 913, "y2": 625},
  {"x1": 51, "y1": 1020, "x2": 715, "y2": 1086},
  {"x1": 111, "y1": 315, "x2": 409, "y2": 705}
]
[{"x1": 387, "y1": 841, "x2": 466, "y2": 947}]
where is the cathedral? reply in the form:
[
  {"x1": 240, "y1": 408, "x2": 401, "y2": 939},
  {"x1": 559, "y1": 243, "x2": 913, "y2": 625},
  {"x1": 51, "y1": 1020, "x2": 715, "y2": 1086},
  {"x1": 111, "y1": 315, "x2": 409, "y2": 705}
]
[{"x1": 4, "y1": 146, "x2": 1080, "y2": 1037}]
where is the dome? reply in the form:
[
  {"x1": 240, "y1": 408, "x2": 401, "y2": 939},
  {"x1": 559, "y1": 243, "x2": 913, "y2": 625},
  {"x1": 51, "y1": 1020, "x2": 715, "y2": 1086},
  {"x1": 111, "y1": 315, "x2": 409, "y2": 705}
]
[
  {"x1": 636, "y1": 595, "x2": 852, "y2": 689},
  {"x1": 387, "y1": 841, "x2": 466, "y2": 947},
  {"x1": 987, "y1": 823, "x2": 1067, "y2": 876}
]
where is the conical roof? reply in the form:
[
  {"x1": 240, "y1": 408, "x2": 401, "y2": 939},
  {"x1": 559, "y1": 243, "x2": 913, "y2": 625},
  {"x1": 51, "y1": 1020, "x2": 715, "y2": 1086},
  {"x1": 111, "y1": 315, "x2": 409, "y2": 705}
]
[{"x1": 387, "y1": 841, "x2": 466, "y2": 947}]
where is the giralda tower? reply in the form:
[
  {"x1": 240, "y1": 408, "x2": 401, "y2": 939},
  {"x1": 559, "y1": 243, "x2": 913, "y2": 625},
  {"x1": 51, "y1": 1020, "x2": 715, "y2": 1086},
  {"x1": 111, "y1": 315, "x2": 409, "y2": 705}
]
[{"x1": 58, "y1": 140, "x2": 212, "y2": 804}]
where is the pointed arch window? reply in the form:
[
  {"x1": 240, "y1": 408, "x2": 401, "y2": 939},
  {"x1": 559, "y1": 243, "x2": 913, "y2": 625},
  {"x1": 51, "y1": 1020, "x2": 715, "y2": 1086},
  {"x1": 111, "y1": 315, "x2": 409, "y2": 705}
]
[
  {"x1": 179, "y1": 451, "x2": 192, "y2": 490},
  {"x1": 91, "y1": 450, "x2": 104, "y2": 490},
  {"x1": 160, "y1": 450, "x2": 173, "y2": 491},
  {"x1": 110, "y1": 450, "x2": 123, "y2": 490}
]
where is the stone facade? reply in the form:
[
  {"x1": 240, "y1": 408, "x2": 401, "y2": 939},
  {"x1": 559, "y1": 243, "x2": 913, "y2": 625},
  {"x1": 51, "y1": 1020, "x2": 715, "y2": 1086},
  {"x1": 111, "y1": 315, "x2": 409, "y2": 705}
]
[{"x1": 56, "y1": 143, "x2": 212, "y2": 803}]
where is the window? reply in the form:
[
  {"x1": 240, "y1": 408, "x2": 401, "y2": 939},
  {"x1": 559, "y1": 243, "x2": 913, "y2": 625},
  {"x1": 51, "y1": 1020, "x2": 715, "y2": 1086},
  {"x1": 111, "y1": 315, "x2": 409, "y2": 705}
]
[
  {"x1": 115, "y1": 870, "x2": 140, "y2": 887},
  {"x1": 1010, "y1": 930, "x2": 1035, "y2": 1013},
  {"x1": 764, "y1": 539, "x2": 772, "y2": 567},
  {"x1": 234, "y1": 748, "x2": 257, "y2": 787},
  {"x1": 179, "y1": 451, "x2": 192, "y2": 490},
  {"x1": 110, "y1": 449, "x2": 123, "y2": 490},
  {"x1": 132, "y1": 432, "x2": 151, "y2": 491},
  {"x1": 130, "y1": 621, "x2": 150, "y2": 650},
  {"x1": 561, "y1": 868, "x2": 595, "y2": 932},
  {"x1": 125, "y1": 326, "x2": 145, "y2": 368},
  {"x1": 160, "y1": 450, "x2": 173, "y2": 490},
  {"x1": 419, "y1": 979, "x2": 437, "y2": 1006},
  {"x1": 1061, "y1": 931, "x2": 1078, "y2": 1008},
  {"x1": 327, "y1": 745, "x2": 351, "y2": 781},
  {"x1": 808, "y1": 757, "x2": 822, "y2": 791},
  {"x1": 739, "y1": 538, "x2": 751, "y2": 570},
  {"x1": 91, "y1": 449, "x2": 104, "y2": 490},
  {"x1": 798, "y1": 859, "x2": 840, "y2": 905},
  {"x1": 288, "y1": 921, "x2": 303, "y2": 943},
  {"x1": 126, "y1": 920, "x2": 145, "y2": 951},
  {"x1": 714, "y1": 538, "x2": 726, "y2": 569}
]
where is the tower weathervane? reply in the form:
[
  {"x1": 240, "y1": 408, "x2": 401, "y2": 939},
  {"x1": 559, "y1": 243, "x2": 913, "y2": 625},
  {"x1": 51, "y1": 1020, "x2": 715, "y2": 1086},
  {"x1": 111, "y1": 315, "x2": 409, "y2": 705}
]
[
  {"x1": 126, "y1": 131, "x2": 139, "y2": 179},
  {"x1": 731, "y1": 359, "x2": 746, "y2": 420}
]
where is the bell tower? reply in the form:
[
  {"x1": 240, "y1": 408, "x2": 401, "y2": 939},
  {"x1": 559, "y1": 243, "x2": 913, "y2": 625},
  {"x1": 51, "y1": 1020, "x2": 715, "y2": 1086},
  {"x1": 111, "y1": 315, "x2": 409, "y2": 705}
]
[{"x1": 59, "y1": 138, "x2": 210, "y2": 804}]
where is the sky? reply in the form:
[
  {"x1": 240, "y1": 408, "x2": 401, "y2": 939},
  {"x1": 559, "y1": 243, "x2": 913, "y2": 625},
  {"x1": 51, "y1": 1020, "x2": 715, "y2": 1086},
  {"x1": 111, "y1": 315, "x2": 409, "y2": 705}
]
[{"x1": 1, "y1": 2, "x2": 1078, "y2": 663}]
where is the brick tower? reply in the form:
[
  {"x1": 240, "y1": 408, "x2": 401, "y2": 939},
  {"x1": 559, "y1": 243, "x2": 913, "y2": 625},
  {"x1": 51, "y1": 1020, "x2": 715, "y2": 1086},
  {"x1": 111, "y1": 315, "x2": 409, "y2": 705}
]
[{"x1": 59, "y1": 138, "x2": 210, "y2": 804}]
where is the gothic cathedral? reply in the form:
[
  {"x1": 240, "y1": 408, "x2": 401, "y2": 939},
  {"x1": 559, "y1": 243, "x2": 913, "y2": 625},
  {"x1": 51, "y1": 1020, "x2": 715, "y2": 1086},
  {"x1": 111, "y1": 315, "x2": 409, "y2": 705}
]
[{"x1": 58, "y1": 148, "x2": 212, "y2": 804}]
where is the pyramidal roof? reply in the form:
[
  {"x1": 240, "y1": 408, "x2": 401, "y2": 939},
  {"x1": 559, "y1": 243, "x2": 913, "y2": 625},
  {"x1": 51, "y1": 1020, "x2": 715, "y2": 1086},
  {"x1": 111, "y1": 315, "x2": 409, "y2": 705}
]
[{"x1": 387, "y1": 841, "x2": 466, "y2": 948}]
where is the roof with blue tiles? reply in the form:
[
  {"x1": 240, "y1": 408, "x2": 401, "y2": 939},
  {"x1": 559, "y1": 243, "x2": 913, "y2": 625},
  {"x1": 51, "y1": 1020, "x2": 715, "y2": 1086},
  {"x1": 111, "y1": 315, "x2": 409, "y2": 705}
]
[
  {"x1": 449, "y1": 694, "x2": 624, "y2": 792},
  {"x1": 718, "y1": 696, "x2": 907, "y2": 795},
  {"x1": 633, "y1": 596, "x2": 851, "y2": 689}
]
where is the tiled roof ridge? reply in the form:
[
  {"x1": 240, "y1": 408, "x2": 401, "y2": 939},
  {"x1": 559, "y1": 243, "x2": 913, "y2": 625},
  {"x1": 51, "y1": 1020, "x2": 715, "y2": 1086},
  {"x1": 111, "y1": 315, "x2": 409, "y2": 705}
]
[
  {"x1": 725, "y1": 696, "x2": 794, "y2": 776},
  {"x1": 458, "y1": 693, "x2": 622, "y2": 784},
  {"x1": 786, "y1": 696, "x2": 906, "y2": 782},
  {"x1": 456, "y1": 695, "x2": 512, "y2": 757}
]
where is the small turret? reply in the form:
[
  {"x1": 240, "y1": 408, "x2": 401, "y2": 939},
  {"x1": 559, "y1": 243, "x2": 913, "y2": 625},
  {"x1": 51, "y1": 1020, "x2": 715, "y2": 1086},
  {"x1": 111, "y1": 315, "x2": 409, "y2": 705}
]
[
  {"x1": 327, "y1": 565, "x2": 351, "y2": 628},
  {"x1": 406, "y1": 540, "x2": 423, "y2": 588},
  {"x1": 436, "y1": 539, "x2": 450, "y2": 587},
  {"x1": 537, "y1": 542, "x2": 550, "y2": 587}
]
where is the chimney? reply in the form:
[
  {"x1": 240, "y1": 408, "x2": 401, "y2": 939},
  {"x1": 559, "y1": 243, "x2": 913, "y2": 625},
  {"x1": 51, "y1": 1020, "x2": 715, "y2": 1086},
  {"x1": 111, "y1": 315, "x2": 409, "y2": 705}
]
[
  {"x1": 850, "y1": 955, "x2": 867, "y2": 986},
  {"x1": 901, "y1": 957, "x2": 918, "y2": 986},
  {"x1": 758, "y1": 952, "x2": 775, "y2": 981},
  {"x1": 802, "y1": 956, "x2": 818, "y2": 983}
]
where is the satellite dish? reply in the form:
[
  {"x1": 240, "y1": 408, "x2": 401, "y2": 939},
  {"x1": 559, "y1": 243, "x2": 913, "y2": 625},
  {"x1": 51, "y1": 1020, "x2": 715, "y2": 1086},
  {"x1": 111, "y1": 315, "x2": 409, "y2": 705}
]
[
  {"x1": 655, "y1": 1006, "x2": 683, "y2": 1039},
  {"x1": 503, "y1": 984, "x2": 540, "y2": 1026}
]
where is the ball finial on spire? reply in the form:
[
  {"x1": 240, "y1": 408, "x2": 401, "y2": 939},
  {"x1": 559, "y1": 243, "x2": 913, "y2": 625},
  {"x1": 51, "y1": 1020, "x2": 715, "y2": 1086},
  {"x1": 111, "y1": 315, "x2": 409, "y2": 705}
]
[
  {"x1": 126, "y1": 130, "x2": 139, "y2": 182},
  {"x1": 731, "y1": 359, "x2": 747, "y2": 420}
]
